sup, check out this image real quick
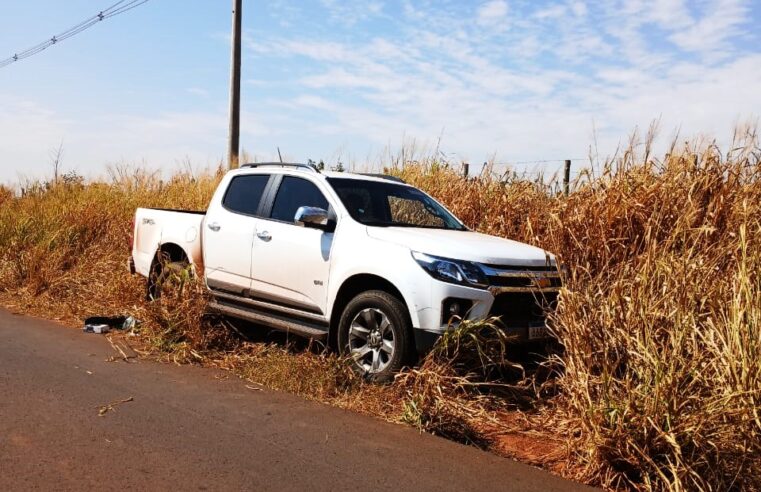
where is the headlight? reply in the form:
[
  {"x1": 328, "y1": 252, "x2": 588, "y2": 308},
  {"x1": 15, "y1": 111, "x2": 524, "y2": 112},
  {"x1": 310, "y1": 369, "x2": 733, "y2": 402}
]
[{"x1": 411, "y1": 251, "x2": 488, "y2": 288}]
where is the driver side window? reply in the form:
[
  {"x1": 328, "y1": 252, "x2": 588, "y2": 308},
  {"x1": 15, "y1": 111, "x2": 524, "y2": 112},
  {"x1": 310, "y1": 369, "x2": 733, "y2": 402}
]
[{"x1": 270, "y1": 176, "x2": 329, "y2": 223}]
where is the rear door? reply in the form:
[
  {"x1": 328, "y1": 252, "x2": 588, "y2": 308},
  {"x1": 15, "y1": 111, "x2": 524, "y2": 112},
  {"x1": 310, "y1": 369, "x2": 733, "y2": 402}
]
[
  {"x1": 203, "y1": 173, "x2": 271, "y2": 294},
  {"x1": 249, "y1": 175, "x2": 335, "y2": 315}
]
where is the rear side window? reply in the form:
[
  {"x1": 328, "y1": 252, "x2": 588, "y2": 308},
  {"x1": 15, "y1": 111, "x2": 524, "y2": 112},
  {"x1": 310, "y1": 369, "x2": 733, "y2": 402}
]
[
  {"x1": 223, "y1": 175, "x2": 270, "y2": 216},
  {"x1": 270, "y1": 176, "x2": 329, "y2": 223}
]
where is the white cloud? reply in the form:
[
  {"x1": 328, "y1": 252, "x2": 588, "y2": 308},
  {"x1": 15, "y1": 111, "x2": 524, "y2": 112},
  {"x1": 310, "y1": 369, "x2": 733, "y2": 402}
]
[
  {"x1": 0, "y1": 101, "x2": 231, "y2": 182},
  {"x1": 570, "y1": 1, "x2": 588, "y2": 17},
  {"x1": 0, "y1": 98, "x2": 73, "y2": 183},
  {"x1": 534, "y1": 4, "x2": 566, "y2": 19},
  {"x1": 648, "y1": 0, "x2": 692, "y2": 28},
  {"x1": 669, "y1": 0, "x2": 749, "y2": 55},
  {"x1": 186, "y1": 87, "x2": 209, "y2": 97},
  {"x1": 242, "y1": 0, "x2": 760, "y2": 170},
  {"x1": 603, "y1": 0, "x2": 750, "y2": 63},
  {"x1": 319, "y1": 0, "x2": 385, "y2": 26},
  {"x1": 477, "y1": 0, "x2": 509, "y2": 25}
]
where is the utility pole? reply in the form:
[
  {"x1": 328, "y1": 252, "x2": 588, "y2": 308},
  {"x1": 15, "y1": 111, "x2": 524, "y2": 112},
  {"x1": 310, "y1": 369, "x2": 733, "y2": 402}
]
[{"x1": 227, "y1": 0, "x2": 243, "y2": 169}]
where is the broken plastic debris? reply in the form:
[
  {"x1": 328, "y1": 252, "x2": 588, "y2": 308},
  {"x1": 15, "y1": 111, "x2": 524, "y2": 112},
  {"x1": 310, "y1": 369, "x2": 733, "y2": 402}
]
[
  {"x1": 83, "y1": 324, "x2": 110, "y2": 334},
  {"x1": 121, "y1": 316, "x2": 138, "y2": 331},
  {"x1": 83, "y1": 315, "x2": 141, "y2": 334}
]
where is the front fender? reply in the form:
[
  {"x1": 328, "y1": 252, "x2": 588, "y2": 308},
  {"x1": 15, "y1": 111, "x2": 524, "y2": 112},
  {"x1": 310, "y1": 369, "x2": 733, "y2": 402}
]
[{"x1": 327, "y1": 236, "x2": 430, "y2": 329}]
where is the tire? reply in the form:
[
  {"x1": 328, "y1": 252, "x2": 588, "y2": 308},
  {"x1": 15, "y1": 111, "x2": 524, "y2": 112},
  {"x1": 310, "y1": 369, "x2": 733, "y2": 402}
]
[
  {"x1": 147, "y1": 253, "x2": 190, "y2": 301},
  {"x1": 337, "y1": 290, "x2": 413, "y2": 382}
]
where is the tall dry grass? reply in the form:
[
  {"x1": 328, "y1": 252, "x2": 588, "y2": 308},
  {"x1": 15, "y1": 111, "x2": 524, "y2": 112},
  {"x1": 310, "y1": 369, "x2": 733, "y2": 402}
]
[
  {"x1": 394, "y1": 127, "x2": 761, "y2": 490},
  {"x1": 0, "y1": 128, "x2": 759, "y2": 490}
]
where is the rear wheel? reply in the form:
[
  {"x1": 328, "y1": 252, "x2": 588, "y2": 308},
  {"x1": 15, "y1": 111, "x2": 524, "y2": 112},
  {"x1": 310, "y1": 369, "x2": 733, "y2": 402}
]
[
  {"x1": 337, "y1": 290, "x2": 413, "y2": 382},
  {"x1": 147, "y1": 252, "x2": 190, "y2": 300}
]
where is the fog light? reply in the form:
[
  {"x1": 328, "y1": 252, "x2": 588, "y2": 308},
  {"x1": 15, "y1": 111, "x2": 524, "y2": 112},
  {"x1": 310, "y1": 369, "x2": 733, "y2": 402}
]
[
  {"x1": 442, "y1": 298, "x2": 473, "y2": 325},
  {"x1": 449, "y1": 302, "x2": 461, "y2": 316}
]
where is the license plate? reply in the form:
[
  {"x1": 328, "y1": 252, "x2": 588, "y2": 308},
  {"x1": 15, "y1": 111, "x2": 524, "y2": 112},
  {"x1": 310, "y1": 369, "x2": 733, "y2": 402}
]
[{"x1": 528, "y1": 325, "x2": 549, "y2": 340}]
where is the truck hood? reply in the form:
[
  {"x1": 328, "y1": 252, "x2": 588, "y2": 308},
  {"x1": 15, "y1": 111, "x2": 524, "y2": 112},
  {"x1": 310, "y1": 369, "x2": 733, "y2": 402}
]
[{"x1": 366, "y1": 227, "x2": 555, "y2": 267}]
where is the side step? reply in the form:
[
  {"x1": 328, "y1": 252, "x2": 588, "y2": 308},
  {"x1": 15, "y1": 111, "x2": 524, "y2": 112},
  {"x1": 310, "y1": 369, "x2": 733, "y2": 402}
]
[
  {"x1": 209, "y1": 300, "x2": 328, "y2": 341},
  {"x1": 211, "y1": 290, "x2": 325, "y2": 322}
]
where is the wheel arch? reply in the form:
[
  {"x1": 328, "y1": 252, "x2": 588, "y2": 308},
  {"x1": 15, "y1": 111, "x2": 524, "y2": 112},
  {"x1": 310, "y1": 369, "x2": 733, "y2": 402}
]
[
  {"x1": 146, "y1": 242, "x2": 194, "y2": 301},
  {"x1": 151, "y1": 242, "x2": 190, "y2": 268},
  {"x1": 328, "y1": 273, "x2": 415, "y2": 350}
]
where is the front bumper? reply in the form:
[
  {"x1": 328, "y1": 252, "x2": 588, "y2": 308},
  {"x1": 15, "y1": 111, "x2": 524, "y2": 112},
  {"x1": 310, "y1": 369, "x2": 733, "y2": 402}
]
[{"x1": 412, "y1": 274, "x2": 560, "y2": 352}]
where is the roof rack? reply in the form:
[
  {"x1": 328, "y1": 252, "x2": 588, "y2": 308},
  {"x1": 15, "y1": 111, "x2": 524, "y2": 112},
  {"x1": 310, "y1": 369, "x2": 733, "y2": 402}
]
[
  {"x1": 358, "y1": 173, "x2": 406, "y2": 184},
  {"x1": 241, "y1": 162, "x2": 320, "y2": 173}
]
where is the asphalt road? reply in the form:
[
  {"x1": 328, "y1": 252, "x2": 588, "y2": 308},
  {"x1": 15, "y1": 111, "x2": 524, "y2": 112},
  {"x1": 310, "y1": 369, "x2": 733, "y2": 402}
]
[{"x1": 0, "y1": 308, "x2": 590, "y2": 491}]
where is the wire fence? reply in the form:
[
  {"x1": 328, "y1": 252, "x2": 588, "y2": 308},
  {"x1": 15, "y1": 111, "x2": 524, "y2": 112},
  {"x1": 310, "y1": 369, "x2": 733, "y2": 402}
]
[{"x1": 458, "y1": 158, "x2": 592, "y2": 195}]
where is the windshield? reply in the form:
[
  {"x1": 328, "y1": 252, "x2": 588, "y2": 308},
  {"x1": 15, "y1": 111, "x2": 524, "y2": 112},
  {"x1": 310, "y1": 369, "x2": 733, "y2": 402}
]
[{"x1": 327, "y1": 177, "x2": 466, "y2": 230}]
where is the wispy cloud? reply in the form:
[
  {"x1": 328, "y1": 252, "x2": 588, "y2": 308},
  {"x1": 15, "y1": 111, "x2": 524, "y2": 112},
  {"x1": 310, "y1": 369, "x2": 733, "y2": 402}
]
[
  {"x1": 241, "y1": 0, "x2": 759, "y2": 167},
  {"x1": 477, "y1": 0, "x2": 509, "y2": 25},
  {"x1": 669, "y1": 0, "x2": 750, "y2": 56},
  {"x1": 319, "y1": 0, "x2": 386, "y2": 26}
]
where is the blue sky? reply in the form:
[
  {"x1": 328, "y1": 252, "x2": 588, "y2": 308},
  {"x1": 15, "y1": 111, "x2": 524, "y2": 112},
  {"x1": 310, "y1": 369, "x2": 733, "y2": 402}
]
[{"x1": 1, "y1": 0, "x2": 760, "y2": 182}]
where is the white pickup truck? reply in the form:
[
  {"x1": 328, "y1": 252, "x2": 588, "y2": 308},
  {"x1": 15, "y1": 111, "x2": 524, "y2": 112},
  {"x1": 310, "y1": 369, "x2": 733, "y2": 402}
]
[{"x1": 130, "y1": 163, "x2": 560, "y2": 379}]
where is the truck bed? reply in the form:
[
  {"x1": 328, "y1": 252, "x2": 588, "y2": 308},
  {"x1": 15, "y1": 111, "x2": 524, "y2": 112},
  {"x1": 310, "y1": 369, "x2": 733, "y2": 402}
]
[{"x1": 131, "y1": 207, "x2": 206, "y2": 277}]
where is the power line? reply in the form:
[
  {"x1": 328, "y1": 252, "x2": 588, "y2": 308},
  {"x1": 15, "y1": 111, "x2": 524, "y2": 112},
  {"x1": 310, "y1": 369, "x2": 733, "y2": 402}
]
[{"x1": 0, "y1": 0, "x2": 151, "y2": 69}]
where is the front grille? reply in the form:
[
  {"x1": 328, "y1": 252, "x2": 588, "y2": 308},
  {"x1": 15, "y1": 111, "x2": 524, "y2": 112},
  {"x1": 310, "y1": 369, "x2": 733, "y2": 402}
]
[
  {"x1": 488, "y1": 292, "x2": 558, "y2": 327},
  {"x1": 480, "y1": 264, "x2": 562, "y2": 291},
  {"x1": 481, "y1": 263, "x2": 558, "y2": 272},
  {"x1": 487, "y1": 275, "x2": 563, "y2": 288}
]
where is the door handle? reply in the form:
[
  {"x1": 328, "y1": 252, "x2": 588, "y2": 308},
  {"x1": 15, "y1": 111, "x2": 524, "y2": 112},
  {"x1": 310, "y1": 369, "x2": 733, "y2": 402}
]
[
  {"x1": 207, "y1": 222, "x2": 221, "y2": 232},
  {"x1": 256, "y1": 231, "x2": 272, "y2": 242}
]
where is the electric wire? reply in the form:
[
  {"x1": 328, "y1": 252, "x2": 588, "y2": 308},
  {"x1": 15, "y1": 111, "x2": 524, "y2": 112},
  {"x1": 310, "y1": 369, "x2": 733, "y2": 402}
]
[{"x1": 0, "y1": 0, "x2": 150, "y2": 69}]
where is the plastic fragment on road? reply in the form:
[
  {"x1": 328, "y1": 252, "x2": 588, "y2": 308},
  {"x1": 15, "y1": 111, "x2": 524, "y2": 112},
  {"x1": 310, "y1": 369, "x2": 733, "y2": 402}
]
[
  {"x1": 82, "y1": 315, "x2": 141, "y2": 334},
  {"x1": 83, "y1": 324, "x2": 110, "y2": 334},
  {"x1": 121, "y1": 316, "x2": 138, "y2": 331}
]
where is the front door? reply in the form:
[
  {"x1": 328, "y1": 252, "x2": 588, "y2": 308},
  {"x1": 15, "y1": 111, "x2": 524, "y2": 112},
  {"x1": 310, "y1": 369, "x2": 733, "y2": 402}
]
[{"x1": 249, "y1": 175, "x2": 335, "y2": 315}]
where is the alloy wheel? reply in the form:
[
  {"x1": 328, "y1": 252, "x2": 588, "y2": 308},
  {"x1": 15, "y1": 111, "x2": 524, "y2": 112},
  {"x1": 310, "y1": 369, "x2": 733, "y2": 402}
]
[{"x1": 348, "y1": 308, "x2": 396, "y2": 374}]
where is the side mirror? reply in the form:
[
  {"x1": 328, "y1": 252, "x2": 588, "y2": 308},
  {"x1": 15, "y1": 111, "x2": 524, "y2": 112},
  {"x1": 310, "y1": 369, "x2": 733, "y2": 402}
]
[{"x1": 294, "y1": 206, "x2": 330, "y2": 229}]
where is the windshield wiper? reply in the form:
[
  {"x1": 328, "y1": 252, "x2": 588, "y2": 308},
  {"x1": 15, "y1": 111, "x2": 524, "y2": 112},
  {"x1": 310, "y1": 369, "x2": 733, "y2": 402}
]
[
  {"x1": 361, "y1": 221, "x2": 465, "y2": 231},
  {"x1": 360, "y1": 221, "x2": 394, "y2": 227}
]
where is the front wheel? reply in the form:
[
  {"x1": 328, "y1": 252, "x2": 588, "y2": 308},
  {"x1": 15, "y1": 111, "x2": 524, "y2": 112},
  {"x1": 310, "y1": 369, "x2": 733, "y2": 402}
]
[{"x1": 337, "y1": 290, "x2": 413, "y2": 382}]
